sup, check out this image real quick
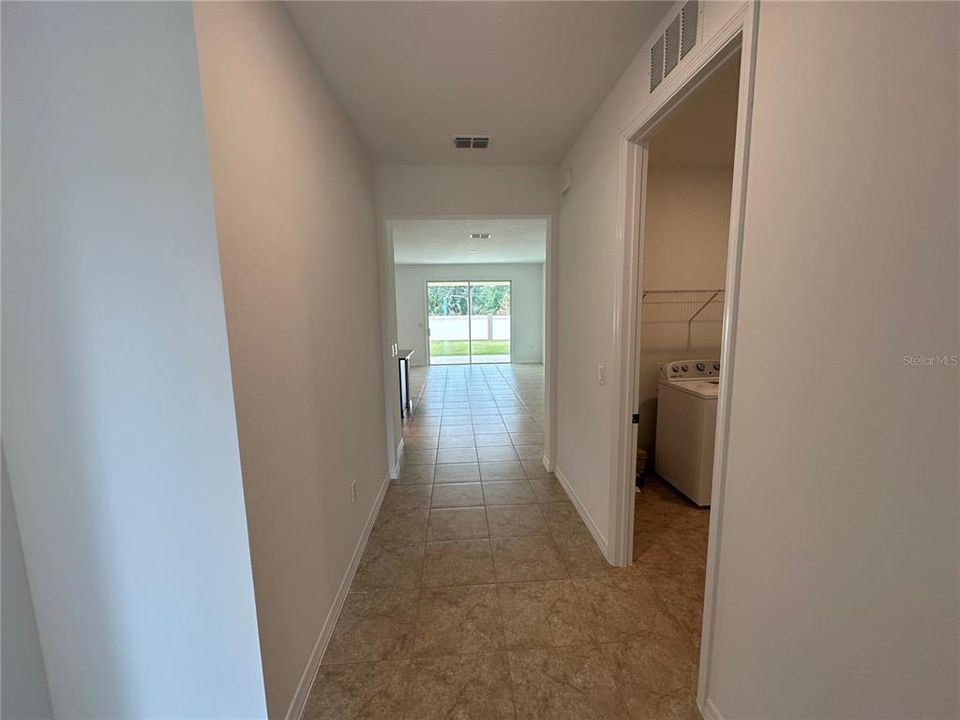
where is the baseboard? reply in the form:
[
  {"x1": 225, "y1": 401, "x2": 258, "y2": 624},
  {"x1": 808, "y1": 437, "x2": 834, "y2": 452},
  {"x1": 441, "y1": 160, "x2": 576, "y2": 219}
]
[
  {"x1": 541, "y1": 454, "x2": 552, "y2": 473},
  {"x1": 699, "y1": 697, "x2": 724, "y2": 720},
  {"x1": 284, "y1": 472, "x2": 391, "y2": 720},
  {"x1": 391, "y1": 438, "x2": 404, "y2": 479},
  {"x1": 553, "y1": 465, "x2": 608, "y2": 555}
]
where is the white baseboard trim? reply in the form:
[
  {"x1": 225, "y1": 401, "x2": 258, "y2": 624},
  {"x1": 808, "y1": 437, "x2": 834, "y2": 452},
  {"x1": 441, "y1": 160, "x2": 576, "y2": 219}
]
[
  {"x1": 284, "y1": 472, "x2": 391, "y2": 720},
  {"x1": 553, "y1": 465, "x2": 608, "y2": 555},
  {"x1": 391, "y1": 438, "x2": 404, "y2": 479},
  {"x1": 699, "y1": 697, "x2": 724, "y2": 720},
  {"x1": 541, "y1": 454, "x2": 552, "y2": 473}
]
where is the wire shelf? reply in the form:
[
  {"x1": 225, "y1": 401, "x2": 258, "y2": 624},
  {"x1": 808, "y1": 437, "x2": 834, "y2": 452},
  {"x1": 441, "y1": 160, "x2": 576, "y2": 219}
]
[{"x1": 641, "y1": 289, "x2": 724, "y2": 324}]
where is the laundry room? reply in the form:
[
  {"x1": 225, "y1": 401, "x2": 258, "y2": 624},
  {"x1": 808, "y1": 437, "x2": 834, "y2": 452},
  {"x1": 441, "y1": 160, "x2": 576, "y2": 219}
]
[{"x1": 633, "y1": 52, "x2": 740, "y2": 562}]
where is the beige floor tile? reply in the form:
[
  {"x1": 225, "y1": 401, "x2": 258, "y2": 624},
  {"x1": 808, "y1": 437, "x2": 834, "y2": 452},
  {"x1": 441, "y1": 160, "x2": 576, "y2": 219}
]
[
  {"x1": 513, "y1": 444, "x2": 544, "y2": 460},
  {"x1": 520, "y1": 459, "x2": 552, "y2": 479},
  {"x1": 370, "y1": 507, "x2": 429, "y2": 544},
  {"x1": 434, "y1": 463, "x2": 481, "y2": 483},
  {"x1": 600, "y1": 637, "x2": 701, "y2": 720},
  {"x1": 485, "y1": 505, "x2": 546, "y2": 537},
  {"x1": 404, "y1": 435, "x2": 440, "y2": 450},
  {"x1": 395, "y1": 465, "x2": 435, "y2": 485},
  {"x1": 483, "y1": 481, "x2": 537, "y2": 506},
  {"x1": 529, "y1": 476, "x2": 568, "y2": 502},
  {"x1": 437, "y1": 447, "x2": 479, "y2": 464},
  {"x1": 498, "y1": 580, "x2": 599, "y2": 649},
  {"x1": 431, "y1": 483, "x2": 484, "y2": 508},
  {"x1": 402, "y1": 448, "x2": 438, "y2": 466},
  {"x1": 404, "y1": 426, "x2": 440, "y2": 438},
  {"x1": 477, "y1": 445, "x2": 520, "y2": 462},
  {"x1": 541, "y1": 501, "x2": 588, "y2": 537},
  {"x1": 404, "y1": 653, "x2": 516, "y2": 720},
  {"x1": 352, "y1": 540, "x2": 424, "y2": 590},
  {"x1": 475, "y1": 433, "x2": 513, "y2": 447},
  {"x1": 412, "y1": 585, "x2": 505, "y2": 657},
  {"x1": 322, "y1": 589, "x2": 418, "y2": 665},
  {"x1": 492, "y1": 536, "x2": 567, "y2": 583},
  {"x1": 479, "y1": 461, "x2": 527, "y2": 481},
  {"x1": 651, "y1": 570, "x2": 707, "y2": 641},
  {"x1": 428, "y1": 507, "x2": 489, "y2": 541},
  {"x1": 423, "y1": 539, "x2": 496, "y2": 586},
  {"x1": 303, "y1": 661, "x2": 408, "y2": 720},
  {"x1": 554, "y1": 533, "x2": 614, "y2": 578},
  {"x1": 470, "y1": 412, "x2": 502, "y2": 422},
  {"x1": 573, "y1": 574, "x2": 683, "y2": 642},
  {"x1": 504, "y1": 420, "x2": 542, "y2": 434},
  {"x1": 507, "y1": 644, "x2": 628, "y2": 720},
  {"x1": 382, "y1": 484, "x2": 432, "y2": 511},
  {"x1": 474, "y1": 422, "x2": 508, "y2": 434},
  {"x1": 509, "y1": 432, "x2": 544, "y2": 446},
  {"x1": 438, "y1": 434, "x2": 476, "y2": 448}
]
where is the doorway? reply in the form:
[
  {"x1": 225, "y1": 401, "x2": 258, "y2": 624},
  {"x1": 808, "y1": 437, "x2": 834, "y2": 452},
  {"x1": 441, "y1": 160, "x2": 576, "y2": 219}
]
[
  {"x1": 426, "y1": 280, "x2": 512, "y2": 365},
  {"x1": 604, "y1": 6, "x2": 759, "y2": 712}
]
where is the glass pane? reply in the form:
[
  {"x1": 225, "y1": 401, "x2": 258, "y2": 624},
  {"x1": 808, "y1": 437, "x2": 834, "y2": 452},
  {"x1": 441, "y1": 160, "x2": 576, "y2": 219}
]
[
  {"x1": 426, "y1": 282, "x2": 470, "y2": 365},
  {"x1": 469, "y1": 281, "x2": 511, "y2": 364}
]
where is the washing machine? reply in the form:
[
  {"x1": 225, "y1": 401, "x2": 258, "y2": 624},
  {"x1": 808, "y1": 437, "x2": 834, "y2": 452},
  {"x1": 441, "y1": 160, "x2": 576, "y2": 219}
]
[{"x1": 654, "y1": 359, "x2": 720, "y2": 506}]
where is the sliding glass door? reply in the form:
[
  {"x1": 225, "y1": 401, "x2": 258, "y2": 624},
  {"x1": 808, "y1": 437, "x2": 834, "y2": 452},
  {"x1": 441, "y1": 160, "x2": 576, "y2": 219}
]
[{"x1": 427, "y1": 280, "x2": 511, "y2": 365}]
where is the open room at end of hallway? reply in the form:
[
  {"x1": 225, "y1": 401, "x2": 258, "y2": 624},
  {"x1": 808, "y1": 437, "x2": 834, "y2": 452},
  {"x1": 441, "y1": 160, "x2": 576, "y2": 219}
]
[{"x1": 390, "y1": 218, "x2": 548, "y2": 369}]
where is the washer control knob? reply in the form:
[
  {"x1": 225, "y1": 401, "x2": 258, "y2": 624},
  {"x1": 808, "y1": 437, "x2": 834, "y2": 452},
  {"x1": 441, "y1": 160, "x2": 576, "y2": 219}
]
[
  {"x1": 671, "y1": 365, "x2": 679, "y2": 373},
  {"x1": 680, "y1": 364, "x2": 689, "y2": 372},
  {"x1": 696, "y1": 362, "x2": 705, "y2": 372},
  {"x1": 713, "y1": 362, "x2": 721, "y2": 372}
]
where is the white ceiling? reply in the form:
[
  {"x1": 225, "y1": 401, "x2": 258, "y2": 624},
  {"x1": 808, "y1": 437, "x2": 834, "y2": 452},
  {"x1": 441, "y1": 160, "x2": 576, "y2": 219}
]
[
  {"x1": 392, "y1": 218, "x2": 547, "y2": 264},
  {"x1": 287, "y1": 1, "x2": 671, "y2": 165}
]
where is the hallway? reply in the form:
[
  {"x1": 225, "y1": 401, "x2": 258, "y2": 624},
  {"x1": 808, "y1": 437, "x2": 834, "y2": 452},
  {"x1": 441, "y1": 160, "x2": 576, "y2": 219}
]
[{"x1": 305, "y1": 364, "x2": 705, "y2": 720}]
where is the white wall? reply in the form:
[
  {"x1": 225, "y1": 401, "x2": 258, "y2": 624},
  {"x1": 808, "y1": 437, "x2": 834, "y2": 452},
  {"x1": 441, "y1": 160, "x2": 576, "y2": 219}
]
[
  {"x1": 706, "y1": 3, "x2": 959, "y2": 718},
  {"x1": 193, "y1": 3, "x2": 388, "y2": 717},
  {"x1": 375, "y1": 165, "x2": 559, "y2": 218},
  {"x1": 1, "y1": 3, "x2": 267, "y2": 717},
  {"x1": 642, "y1": 167, "x2": 731, "y2": 292},
  {"x1": 2, "y1": 452, "x2": 53, "y2": 720},
  {"x1": 395, "y1": 263, "x2": 544, "y2": 366}
]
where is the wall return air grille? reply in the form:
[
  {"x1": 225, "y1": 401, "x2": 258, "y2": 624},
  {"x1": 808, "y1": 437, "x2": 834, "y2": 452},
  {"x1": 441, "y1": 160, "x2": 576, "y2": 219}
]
[
  {"x1": 453, "y1": 135, "x2": 491, "y2": 149},
  {"x1": 650, "y1": 0, "x2": 700, "y2": 92}
]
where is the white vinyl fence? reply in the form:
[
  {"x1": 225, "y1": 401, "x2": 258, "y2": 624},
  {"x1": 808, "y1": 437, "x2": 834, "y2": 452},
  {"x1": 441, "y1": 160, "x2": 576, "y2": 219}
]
[{"x1": 429, "y1": 315, "x2": 511, "y2": 340}]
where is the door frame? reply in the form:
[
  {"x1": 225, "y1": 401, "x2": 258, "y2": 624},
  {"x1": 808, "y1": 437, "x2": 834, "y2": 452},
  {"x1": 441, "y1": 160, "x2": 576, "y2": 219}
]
[
  {"x1": 603, "y1": 2, "x2": 759, "y2": 713},
  {"x1": 424, "y1": 279, "x2": 513, "y2": 366}
]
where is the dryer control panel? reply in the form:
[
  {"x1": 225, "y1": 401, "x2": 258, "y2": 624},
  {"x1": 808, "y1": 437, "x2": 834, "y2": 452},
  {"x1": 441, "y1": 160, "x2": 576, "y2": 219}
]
[{"x1": 660, "y1": 359, "x2": 721, "y2": 381}]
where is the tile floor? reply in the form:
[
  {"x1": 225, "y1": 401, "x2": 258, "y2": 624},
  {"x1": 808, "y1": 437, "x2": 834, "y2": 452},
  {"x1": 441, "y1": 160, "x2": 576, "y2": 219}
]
[{"x1": 304, "y1": 364, "x2": 710, "y2": 720}]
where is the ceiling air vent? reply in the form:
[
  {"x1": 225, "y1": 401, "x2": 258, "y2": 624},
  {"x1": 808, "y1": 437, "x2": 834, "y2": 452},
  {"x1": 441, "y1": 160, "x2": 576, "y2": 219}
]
[
  {"x1": 453, "y1": 135, "x2": 492, "y2": 149},
  {"x1": 469, "y1": 233, "x2": 492, "y2": 240},
  {"x1": 664, "y1": 14, "x2": 681, "y2": 76},
  {"x1": 681, "y1": 0, "x2": 699, "y2": 59},
  {"x1": 649, "y1": 1, "x2": 700, "y2": 92},
  {"x1": 650, "y1": 36, "x2": 664, "y2": 91}
]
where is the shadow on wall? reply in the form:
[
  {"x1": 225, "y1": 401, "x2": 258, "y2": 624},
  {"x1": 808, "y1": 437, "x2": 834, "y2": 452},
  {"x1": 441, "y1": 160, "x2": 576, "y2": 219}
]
[{"x1": 2, "y1": 450, "x2": 53, "y2": 719}]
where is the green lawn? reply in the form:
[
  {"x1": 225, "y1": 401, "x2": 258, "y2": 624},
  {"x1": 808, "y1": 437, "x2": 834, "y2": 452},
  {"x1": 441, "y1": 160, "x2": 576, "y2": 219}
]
[{"x1": 430, "y1": 340, "x2": 510, "y2": 357}]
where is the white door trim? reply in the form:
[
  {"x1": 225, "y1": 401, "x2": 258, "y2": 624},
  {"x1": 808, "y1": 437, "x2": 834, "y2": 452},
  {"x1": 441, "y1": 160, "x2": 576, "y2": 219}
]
[{"x1": 603, "y1": 1, "x2": 760, "y2": 713}]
